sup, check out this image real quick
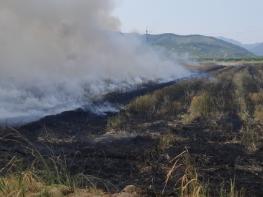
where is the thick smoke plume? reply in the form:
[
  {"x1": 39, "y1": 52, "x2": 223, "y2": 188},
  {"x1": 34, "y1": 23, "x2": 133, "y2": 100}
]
[{"x1": 0, "y1": 0, "x2": 189, "y2": 123}]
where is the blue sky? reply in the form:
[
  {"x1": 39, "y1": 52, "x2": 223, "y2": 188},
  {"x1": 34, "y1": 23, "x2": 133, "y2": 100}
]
[{"x1": 113, "y1": 0, "x2": 263, "y2": 44}]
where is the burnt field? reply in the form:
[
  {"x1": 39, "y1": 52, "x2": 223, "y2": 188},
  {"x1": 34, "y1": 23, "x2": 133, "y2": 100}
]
[{"x1": 0, "y1": 63, "x2": 263, "y2": 196}]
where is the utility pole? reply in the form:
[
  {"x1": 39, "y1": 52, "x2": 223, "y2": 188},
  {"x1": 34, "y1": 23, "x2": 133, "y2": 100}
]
[{"x1": 145, "y1": 27, "x2": 149, "y2": 42}]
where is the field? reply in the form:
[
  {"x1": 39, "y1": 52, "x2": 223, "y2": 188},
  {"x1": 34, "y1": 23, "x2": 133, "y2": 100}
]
[{"x1": 0, "y1": 61, "x2": 263, "y2": 197}]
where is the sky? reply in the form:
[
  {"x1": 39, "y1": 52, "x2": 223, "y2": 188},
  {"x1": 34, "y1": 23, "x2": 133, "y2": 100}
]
[{"x1": 113, "y1": 0, "x2": 263, "y2": 44}]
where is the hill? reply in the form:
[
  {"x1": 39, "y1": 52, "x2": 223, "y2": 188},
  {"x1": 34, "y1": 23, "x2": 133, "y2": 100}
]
[
  {"x1": 218, "y1": 37, "x2": 263, "y2": 57},
  {"x1": 218, "y1": 36, "x2": 244, "y2": 47},
  {"x1": 143, "y1": 33, "x2": 255, "y2": 59},
  {"x1": 244, "y1": 43, "x2": 263, "y2": 56}
]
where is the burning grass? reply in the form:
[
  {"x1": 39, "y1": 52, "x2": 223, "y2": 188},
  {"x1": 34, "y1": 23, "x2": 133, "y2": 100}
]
[{"x1": 1, "y1": 64, "x2": 263, "y2": 196}]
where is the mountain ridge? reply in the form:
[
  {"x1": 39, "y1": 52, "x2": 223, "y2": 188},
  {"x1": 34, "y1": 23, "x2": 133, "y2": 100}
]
[
  {"x1": 218, "y1": 36, "x2": 263, "y2": 56},
  {"x1": 124, "y1": 33, "x2": 255, "y2": 59}
]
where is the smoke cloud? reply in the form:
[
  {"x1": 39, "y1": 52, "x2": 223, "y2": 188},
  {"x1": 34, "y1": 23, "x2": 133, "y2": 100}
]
[{"x1": 0, "y1": 0, "x2": 190, "y2": 123}]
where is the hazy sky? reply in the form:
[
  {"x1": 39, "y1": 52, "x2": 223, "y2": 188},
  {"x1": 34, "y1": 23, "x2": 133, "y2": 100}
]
[{"x1": 113, "y1": 0, "x2": 263, "y2": 44}]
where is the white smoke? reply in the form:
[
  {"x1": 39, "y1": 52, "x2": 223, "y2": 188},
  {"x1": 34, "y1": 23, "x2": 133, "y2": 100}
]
[{"x1": 0, "y1": 0, "x2": 190, "y2": 123}]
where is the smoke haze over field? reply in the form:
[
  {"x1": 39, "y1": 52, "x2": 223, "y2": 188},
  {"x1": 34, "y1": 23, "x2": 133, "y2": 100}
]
[{"x1": 0, "y1": 0, "x2": 189, "y2": 123}]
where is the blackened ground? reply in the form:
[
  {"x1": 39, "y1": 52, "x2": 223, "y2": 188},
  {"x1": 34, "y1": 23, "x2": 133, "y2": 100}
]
[{"x1": 0, "y1": 63, "x2": 262, "y2": 196}]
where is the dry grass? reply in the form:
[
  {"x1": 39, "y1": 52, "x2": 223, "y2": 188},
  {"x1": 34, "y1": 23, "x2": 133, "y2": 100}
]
[
  {"x1": 159, "y1": 100, "x2": 182, "y2": 116},
  {"x1": 189, "y1": 92, "x2": 217, "y2": 118},
  {"x1": 162, "y1": 150, "x2": 208, "y2": 196},
  {"x1": 0, "y1": 171, "x2": 108, "y2": 197},
  {"x1": 162, "y1": 150, "x2": 245, "y2": 197},
  {"x1": 127, "y1": 95, "x2": 158, "y2": 118},
  {"x1": 241, "y1": 121, "x2": 261, "y2": 152},
  {"x1": 107, "y1": 115, "x2": 127, "y2": 130},
  {"x1": 158, "y1": 132, "x2": 177, "y2": 151},
  {"x1": 249, "y1": 92, "x2": 263, "y2": 105},
  {"x1": 254, "y1": 105, "x2": 263, "y2": 122},
  {"x1": 3, "y1": 65, "x2": 263, "y2": 196},
  {"x1": 219, "y1": 180, "x2": 246, "y2": 197},
  {"x1": 0, "y1": 129, "x2": 115, "y2": 197},
  {"x1": 0, "y1": 171, "x2": 44, "y2": 196}
]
